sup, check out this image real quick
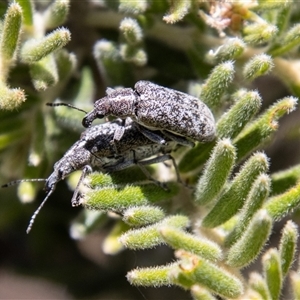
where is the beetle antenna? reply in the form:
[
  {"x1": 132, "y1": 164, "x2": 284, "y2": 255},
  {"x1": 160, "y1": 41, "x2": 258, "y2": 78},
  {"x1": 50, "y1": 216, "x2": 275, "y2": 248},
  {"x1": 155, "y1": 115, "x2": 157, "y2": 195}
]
[
  {"x1": 1, "y1": 178, "x2": 46, "y2": 188},
  {"x1": 26, "y1": 185, "x2": 56, "y2": 234},
  {"x1": 46, "y1": 102, "x2": 88, "y2": 114}
]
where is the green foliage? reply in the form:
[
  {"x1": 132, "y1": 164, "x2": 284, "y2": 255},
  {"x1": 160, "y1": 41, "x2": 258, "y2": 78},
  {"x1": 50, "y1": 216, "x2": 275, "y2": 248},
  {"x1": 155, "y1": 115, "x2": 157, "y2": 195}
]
[
  {"x1": 263, "y1": 249, "x2": 282, "y2": 300},
  {"x1": 195, "y1": 138, "x2": 236, "y2": 205},
  {"x1": 200, "y1": 61, "x2": 235, "y2": 108},
  {"x1": 160, "y1": 226, "x2": 222, "y2": 261},
  {"x1": 225, "y1": 174, "x2": 271, "y2": 247},
  {"x1": 170, "y1": 251, "x2": 244, "y2": 298},
  {"x1": 243, "y1": 54, "x2": 274, "y2": 80},
  {"x1": 279, "y1": 220, "x2": 298, "y2": 277},
  {"x1": 1, "y1": 1, "x2": 300, "y2": 299},
  {"x1": 21, "y1": 28, "x2": 71, "y2": 63},
  {"x1": 226, "y1": 210, "x2": 273, "y2": 268},
  {"x1": 119, "y1": 215, "x2": 190, "y2": 250},
  {"x1": 202, "y1": 152, "x2": 269, "y2": 227},
  {"x1": 0, "y1": 3, "x2": 22, "y2": 62},
  {"x1": 122, "y1": 205, "x2": 165, "y2": 227}
]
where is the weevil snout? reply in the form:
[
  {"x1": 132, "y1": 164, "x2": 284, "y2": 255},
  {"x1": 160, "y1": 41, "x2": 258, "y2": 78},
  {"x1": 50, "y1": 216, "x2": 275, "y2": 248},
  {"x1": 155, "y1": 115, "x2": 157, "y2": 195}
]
[
  {"x1": 44, "y1": 169, "x2": 64, "y2": 193},
  {"x1": 82, "y1": 114, "x2": 92, "y2": 128},
  {"x1": 82, "y1": 111, "x2": 101, "y2": 128}
]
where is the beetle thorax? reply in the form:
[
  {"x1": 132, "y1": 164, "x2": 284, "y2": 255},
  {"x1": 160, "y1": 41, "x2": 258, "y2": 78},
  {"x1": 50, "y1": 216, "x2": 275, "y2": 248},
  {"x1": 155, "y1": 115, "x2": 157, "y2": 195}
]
[{"x1": 106, "y1": 88, "x2": 137, "y2": 117}]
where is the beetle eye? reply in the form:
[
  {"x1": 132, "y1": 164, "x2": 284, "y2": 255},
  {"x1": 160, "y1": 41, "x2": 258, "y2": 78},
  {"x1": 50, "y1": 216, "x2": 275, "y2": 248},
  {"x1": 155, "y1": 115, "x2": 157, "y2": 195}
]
[{"x1": 58, "y1": 169, "x2": 64, "y2": 178}]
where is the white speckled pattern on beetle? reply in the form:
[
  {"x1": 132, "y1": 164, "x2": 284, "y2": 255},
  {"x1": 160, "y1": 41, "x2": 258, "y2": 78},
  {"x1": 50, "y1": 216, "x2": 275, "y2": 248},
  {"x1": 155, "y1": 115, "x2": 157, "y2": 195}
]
[
  {"x1": 82, "y1": 81, "x2": 216, "y2": 143},
  {"x1": 4, "y1": 118, "x2": 184, "y2": 233},
  {"x1": 47, "y1": 118, "x2": 181, "y2": 197}
]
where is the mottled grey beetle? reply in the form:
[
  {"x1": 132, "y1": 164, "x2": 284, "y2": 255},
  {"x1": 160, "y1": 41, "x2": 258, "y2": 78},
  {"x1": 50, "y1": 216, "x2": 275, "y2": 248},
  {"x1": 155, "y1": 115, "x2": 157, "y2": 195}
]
[
  {"x1": 2, "y1": 118, "x2": 185, "y2": 233},
  {"x1": 82, "y1": 81, "x2": 216, "y2": 145}
]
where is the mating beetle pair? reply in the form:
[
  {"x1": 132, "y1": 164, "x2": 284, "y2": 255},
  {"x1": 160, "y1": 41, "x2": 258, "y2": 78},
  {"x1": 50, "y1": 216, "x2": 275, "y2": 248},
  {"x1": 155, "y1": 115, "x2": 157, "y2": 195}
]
[{"x1": 3, "y1": 81, "x2": 216, "y2": 232}]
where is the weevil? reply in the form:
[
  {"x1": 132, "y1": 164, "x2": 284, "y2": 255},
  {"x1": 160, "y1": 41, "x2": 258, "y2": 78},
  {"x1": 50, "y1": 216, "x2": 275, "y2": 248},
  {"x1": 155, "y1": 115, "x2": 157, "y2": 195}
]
[
  {"x1": 82, "y1": 81, "x2": 216, "y2": 145},
  {"x1": 2, "y1": 118, "x2": 186, "y2": 233}
]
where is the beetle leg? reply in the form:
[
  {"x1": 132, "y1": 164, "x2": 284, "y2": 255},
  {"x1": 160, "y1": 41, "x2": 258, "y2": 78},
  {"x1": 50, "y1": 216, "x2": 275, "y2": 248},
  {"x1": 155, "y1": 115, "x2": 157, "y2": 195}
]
[
  {"x1": 161, "y1": 130, "x2": 195, "y2": 148},
  {"x1": 71, "y1": 165, "x2": 92, "y2": 207},
  {"x1": 134, "y1": 123, "x2": 167, "y2": 145}
]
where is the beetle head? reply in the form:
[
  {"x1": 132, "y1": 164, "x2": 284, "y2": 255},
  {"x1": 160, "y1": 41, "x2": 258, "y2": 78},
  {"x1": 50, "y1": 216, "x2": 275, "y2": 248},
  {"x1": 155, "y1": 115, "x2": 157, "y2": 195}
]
[{"x1": 82, "y1": 88, "x2": 137, "y2": 128}]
